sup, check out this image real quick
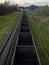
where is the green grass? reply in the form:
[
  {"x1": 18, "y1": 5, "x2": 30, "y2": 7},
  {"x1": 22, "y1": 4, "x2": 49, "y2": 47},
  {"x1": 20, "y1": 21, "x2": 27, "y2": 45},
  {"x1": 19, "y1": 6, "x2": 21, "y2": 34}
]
[
  {"x1": 27, "y1": 13, "x2": 49, "y2": 65},
  {"x1": 0, "y1": 12, "x2": 20, "y2": 41}
]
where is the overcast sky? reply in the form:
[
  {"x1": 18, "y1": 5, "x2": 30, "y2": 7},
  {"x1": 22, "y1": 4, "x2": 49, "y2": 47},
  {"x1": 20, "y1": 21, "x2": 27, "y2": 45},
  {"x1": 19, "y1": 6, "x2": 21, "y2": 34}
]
[{"x1": 0, "y1": 0, "x2": 49, "y2": 6}]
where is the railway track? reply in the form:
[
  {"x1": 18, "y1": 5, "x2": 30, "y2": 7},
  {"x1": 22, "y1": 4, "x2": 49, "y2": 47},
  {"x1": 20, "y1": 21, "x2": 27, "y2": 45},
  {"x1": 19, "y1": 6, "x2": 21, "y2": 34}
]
[{"x1": 0, "y1": 11, "x2": 41, "y2": 65}]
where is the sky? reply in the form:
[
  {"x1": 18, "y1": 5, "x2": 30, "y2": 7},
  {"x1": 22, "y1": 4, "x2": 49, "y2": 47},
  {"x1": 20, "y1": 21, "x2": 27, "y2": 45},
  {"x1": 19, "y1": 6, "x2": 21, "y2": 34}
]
[{"x1": 0, "y1": 0, "x2": 49, "y2": 6}]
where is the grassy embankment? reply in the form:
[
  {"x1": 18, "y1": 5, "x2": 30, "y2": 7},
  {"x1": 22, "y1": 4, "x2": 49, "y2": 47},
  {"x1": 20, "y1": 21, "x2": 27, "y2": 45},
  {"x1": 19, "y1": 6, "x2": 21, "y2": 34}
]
[
  {"x1": 0, "y1": 12, "x2": 20, "y2": 41},
  {"x1": 27, "y1": 11, "x2": 49, "y2": 65}
]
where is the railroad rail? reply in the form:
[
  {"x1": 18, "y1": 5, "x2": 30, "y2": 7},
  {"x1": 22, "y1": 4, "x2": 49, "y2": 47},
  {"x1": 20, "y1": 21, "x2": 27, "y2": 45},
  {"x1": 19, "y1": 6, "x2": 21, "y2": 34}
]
[{"x1": 0, "y1": 11, "x2": 41, "y2": 65}]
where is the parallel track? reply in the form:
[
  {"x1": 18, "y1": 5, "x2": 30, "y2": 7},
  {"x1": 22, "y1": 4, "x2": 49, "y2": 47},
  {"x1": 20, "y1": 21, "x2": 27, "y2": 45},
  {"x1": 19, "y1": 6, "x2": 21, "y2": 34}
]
[{"x1": 0, "y1": 13, "x2": 22, "y2": 65}]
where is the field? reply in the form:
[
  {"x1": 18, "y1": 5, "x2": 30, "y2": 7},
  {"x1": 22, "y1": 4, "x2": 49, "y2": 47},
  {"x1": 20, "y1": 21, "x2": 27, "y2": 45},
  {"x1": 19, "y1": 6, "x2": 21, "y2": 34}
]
[
  {"x1": 0, "y1": 12, "x2": 20, "y2": 41},
  {"x1": 27, "y1": 11, "x2": 49, "y2": 65}
]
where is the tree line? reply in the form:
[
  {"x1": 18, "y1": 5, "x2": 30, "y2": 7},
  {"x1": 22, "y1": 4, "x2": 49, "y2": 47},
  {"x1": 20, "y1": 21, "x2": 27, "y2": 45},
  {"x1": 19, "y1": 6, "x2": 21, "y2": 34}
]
[
  {"x1": 38, "y1": 5, "x2": 49, "y2": 16},
  {"x1": 0, "y1": 1, "x2": 19, "y2": 15}
]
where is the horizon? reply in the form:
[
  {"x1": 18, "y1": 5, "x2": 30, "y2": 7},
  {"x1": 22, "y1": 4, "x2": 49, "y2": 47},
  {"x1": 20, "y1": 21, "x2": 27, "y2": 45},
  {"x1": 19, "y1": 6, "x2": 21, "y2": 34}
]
[{"x1": 0, "y1": 0, "x2": 49, "y2": 6}]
